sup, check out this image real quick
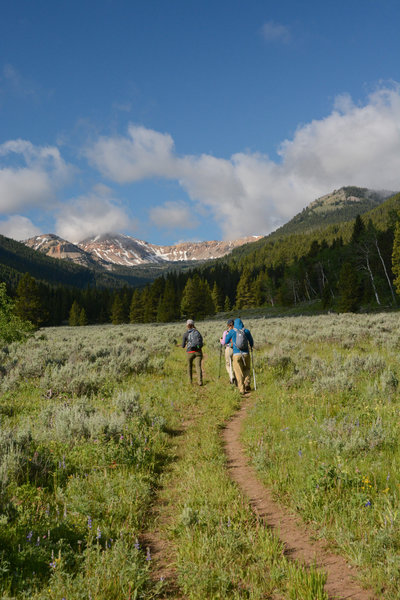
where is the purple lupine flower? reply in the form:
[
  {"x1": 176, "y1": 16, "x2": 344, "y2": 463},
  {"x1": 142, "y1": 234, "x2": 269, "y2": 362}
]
[
  {"x1": 96, "y1": 527, "x2": 101, "y2": 540},
  {"x1": 87, "y1": 516, "x2": 92, "y2": 529},
  {"x1": 146, "y1": 547, "x2": 151, "y2": 561},
  {"x1": 365, "y1": 500, "x2": 371, "y2": 507},
  {"x1": 27, "y1": 531, "x2": 33, "y2": 542},
  {"x1": 298, "y1": 449, "x2": 302, "y2": 457}
]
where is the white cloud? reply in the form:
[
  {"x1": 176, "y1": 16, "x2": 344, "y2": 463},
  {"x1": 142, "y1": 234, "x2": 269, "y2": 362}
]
[
  {"x1": 0, "y1": 215, "x2": 41, "y2": 241},
  {"x1": 261, "y1": 20, "x2": 291, "y2": 43},
  {"x1": 85, "y1": 124, "x2": 176, "y2": 183},
  {"x1": 55, "y1": 190, "x2": 136, "y2": 243},
  {"x1": 150, "y1": 201, "x2": 199, "y2": 229},
  {"x1": 0, "y1": 139, "x2": 73, "y2": 213},
  {"x1": 86, "y1": 85, "x2": 400, "y2": 239}
]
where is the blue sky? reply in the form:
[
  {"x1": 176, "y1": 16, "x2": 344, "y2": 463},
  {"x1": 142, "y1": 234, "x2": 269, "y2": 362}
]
[{"x1": 1, "y1": 0, "x2": 400, "y2": 245}]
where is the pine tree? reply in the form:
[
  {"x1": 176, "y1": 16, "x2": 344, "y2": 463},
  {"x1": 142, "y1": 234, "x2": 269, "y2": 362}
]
[
  {"x1": 337, "y1": 262, "x2": 361, "y2": 312},
  {"x1": 79, "y1": 307, "x2": 88, "y2": 326},
  {"x1": 157, "y1": 279, "x2": 178, "y2": 322},
  {"x1": 211, "y1": 281, "x2": 223, "y2": 312},
  {"x1": 130, "y1": 289, "x2": 145, "y2": 323},
  {"x1": 15, "y1": 273, "x2": 46, "y2": 326},
  {"x1": 180, "y1": 277, "x2": 198, "y2": 319},
  {"x1": 69, "y1": 300, "x2": 81, "y2": 326},
  {"x1": 351, "y1": 214, "x2": 366, "y2": 244},
  {"x1": 235, "y1": 269, "x2": 255, "y2": 309},
  {"x1": 111, "y1": 294, "x2": 125, "y2": 324},
  {"x1": 224, "y1": 295, "x2": 231, "y2": 311}
]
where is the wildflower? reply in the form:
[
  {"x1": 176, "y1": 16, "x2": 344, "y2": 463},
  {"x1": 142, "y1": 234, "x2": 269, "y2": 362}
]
[
  {"x1": 298, "y1": 449, "x2": 302, "y2": 457},
  {"x1": 96, "y1": 527, "x2": 101, "y2": 540},
  {"x1": 49, "y1": 561, "x2": 57, "y2": 569},
  {"x1": 87, "y1": 516, "x2": 92, "y2": 529},
  {"x1": 27, "y1": 531, "x2": 33, "y2": 542},
  {"x1": 365, "y1": 500, "x2": 371, "y2": 507},
  {"x1": 146, "y1": 547, "x2": 151, "y2": 561},
  {"x1": 383, "y1": 488, "x2": 389, "y2": 494},
  {"x1": 134, "y1": 538, "x2": 140, "y2": 550}
]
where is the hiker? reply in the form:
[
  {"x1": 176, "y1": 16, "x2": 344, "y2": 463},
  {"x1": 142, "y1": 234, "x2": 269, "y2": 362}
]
[
  {"x1": 220, "y1": 319, "x2": 236, "y2": 385},
  {"x1": 182, "y1": 319, "x2": 203, "y2": 385},
  {"x1": 224, "y1": 318, "x2": 254, "y2": 395}
]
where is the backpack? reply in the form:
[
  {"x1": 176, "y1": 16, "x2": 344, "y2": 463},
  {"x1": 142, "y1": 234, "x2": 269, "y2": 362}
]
[
  {"x1": 187, "y1": 328, "x2": 203, "y2": 350},
  {"x1": 234, "y1": 328, "x2": 249, "y2": 352}
]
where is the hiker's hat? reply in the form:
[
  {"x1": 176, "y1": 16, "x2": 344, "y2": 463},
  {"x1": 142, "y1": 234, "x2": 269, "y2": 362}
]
[
  {"x1": 227, "y1": 319, "x2": 234, "y2": 326},
  {"x1": 186, "y1": 319, "x2": 194, "y2": 325}
]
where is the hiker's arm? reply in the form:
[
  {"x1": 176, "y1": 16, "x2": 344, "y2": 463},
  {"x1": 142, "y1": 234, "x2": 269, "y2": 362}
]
[
  {"x1": 225, "y1": 330, "x2": 233, "y2": 345},
  {"x1": 220, "y1": 330, "x2": 227, "y2": 345},
  {"x1": 182, "y1": 332, "x2": 187, "y2": 348}
]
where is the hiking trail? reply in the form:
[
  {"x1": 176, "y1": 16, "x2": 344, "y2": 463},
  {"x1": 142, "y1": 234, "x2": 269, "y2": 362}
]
[{"x1": 223, "y1": 396, "x2": 377, "y2": 600}]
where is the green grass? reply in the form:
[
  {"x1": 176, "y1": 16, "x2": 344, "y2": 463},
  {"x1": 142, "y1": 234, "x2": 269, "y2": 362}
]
[{"x1": 241, "y1": 316, "x2": 400, "y2": 599}]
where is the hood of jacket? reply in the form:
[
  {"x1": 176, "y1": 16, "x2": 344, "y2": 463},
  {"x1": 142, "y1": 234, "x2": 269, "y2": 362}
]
[{"x1": 234, "y1": 318, "x2": 244, "y2": 329}]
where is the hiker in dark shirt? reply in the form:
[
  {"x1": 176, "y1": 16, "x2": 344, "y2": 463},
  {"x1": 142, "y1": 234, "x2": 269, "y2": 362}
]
[{"x1": 182, "y1": 319, "x2": 203, "y2": 385}]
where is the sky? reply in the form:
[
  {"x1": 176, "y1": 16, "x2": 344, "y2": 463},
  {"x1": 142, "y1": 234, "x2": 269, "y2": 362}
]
[{"x1": 1, "y1": 0, "x2": 400, "y2": 245}]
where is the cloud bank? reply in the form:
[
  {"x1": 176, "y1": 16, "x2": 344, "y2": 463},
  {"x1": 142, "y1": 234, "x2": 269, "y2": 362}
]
[
  {"x1": 0, "y1": 139, "x2": 72, "y2": 213},
  {"x1": 86, "y1": 86, "x2": 400, "y2": 239},
  {"x1": 0, "y1": 215, "x2": 41, "y2": 241},
  {"x1": 55, "y1": 188, "x2": 136, "y2": 243}
]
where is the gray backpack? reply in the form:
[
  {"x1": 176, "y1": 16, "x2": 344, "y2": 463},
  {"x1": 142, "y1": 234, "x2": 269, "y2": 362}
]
[
  {"x1": 234, "y1": 328, "x2": 249, "y2": 352},
  {"x1": 187, "y1": 329, "x2": 203, "y2": 350}
]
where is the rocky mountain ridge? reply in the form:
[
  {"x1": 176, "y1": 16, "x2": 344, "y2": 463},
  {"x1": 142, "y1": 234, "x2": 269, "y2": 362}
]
[{"x1": 24, "y1": 233, "x2": 262, "y2": 268}]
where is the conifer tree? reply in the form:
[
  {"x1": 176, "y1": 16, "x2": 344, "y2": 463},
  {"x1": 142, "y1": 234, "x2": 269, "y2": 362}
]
[
  {"x1": 69, "y1": 300, "x2": 81, "y2": 326},
  {"x1": 235, "y1": 269, "x2": 255, "y2": 309},
  {"x1": 351, "y1": 214, "x2": 366, "y2": 244},
  {"x1": 110, "y1": 294, "x2": 125, "y2": 324},
  {"x1": 337, "y1": 262, "x2": 361, "y2": 312},
  {"x1": 180, "y1": 276, "x2": 198, "y2": 319},
  {"x1": 15, "y1": 273, "x2": 46, "y2": 326},
  {"x1": 224, "y1": 295, "x2": 231, "y2": 312},
  {"x1": 157, "y1": 279, "x2": 178, "y2": 322},
  {"x1": 211, "y1": 281, "x2": 223, "y2": 312},
  {"x1": 129, "y1": 289, "x2": 144, "y2": 323},
  {"x1": 79, "y1": 307, "x2": 88, "y2": 326}
]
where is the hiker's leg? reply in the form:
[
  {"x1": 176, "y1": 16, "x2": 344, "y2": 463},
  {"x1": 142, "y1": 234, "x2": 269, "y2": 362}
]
[
  {"x1": 187, "y1": 353, "x2": 194, "y2": 383},
  {"x1": 233, "y1": 354, "x2": 245, "y2": 394},
  {"x1": 243, "y1": 354, "x2": 251, "y2": 390},
  {"x1": 225, "y1": 347, "x2": 231, "y2": 377},
  {"x1": 225, "y1": 347, "x2": 234, "y2": 382},
  {"x1": 195, "y1": 352, "x2": 203, "y2": 385}
]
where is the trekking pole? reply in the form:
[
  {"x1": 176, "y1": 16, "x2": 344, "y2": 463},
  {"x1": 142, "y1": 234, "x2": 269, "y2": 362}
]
[
  {"x1": 218, "y1": 343, "x2": 222, "y2": 378},
  {"x1": 251, "y1": 348, "x2": 257, "y2": 390}
]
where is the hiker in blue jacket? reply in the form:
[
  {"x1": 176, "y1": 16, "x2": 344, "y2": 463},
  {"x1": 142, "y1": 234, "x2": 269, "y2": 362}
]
[{"x1": 224, "y1": 318, "x2": 254, "y2": 395}]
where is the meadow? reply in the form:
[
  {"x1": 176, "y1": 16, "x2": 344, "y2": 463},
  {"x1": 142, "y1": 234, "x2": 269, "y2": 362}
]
[{"x1": 0, "y1": 312, "x2": 399, "y2": 598}]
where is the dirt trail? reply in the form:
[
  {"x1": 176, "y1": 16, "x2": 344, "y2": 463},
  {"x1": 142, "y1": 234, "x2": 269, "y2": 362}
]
[{"x1": 223, "y1": 397, "x2": 377, "y2": 600}]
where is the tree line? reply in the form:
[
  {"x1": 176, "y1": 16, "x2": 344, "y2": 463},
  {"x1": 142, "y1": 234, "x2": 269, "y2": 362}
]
[{"x1": 4, "y1": 202, "x2": 400, "y2": 329}]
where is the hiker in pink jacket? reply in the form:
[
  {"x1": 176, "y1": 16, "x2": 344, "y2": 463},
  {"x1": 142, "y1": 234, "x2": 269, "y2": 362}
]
[{"x1": 220, "y1": 319, "x2": 236, "y2": 385}]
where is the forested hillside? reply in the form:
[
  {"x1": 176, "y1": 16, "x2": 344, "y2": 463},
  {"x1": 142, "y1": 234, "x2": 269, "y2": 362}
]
[
  {"x1": 2, "y1": 192, "x2": 400, "y2": 327},
  {"x1": 127, "y1": 191, "x2": 400, "y2": 322}
]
